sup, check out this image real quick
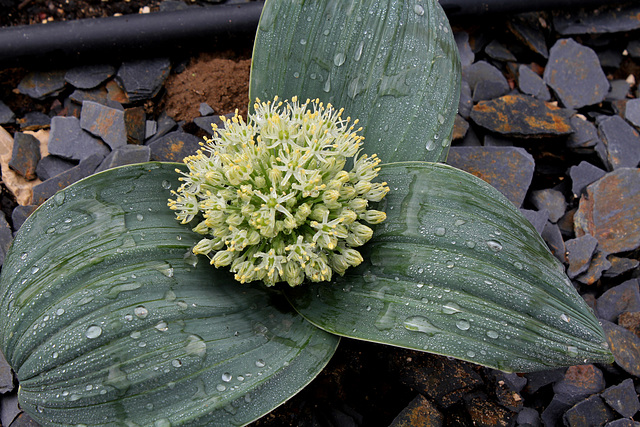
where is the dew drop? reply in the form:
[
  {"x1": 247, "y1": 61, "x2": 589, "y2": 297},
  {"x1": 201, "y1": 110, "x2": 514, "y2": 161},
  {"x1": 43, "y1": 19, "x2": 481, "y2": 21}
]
[
  {"x1": 216, "y1": 384, "x2": 227, "y2": 392},
  {"x1": 154, "y1": 419, "x2": 171, "y2": 427},
  {"x1": 56, "y1": 308, "x2": 65, "y2": 316},
  {"x1": 435, "y1": 227, "x2": 446, "y2": 236},
  {"x1": 567, "y1": 346, "x2": 578, "y2": 357},
  {"x1": 46, "y1": 227, "x2": 56, "y2": 234},
  {"x1": 293, "y1": 72, "x2": 300, "y2": 78},
  {"x1": 255, "y1": 359, "x2": 266, "y2": 368},
  {"x1": 487, "y1": 330, "x2": 499, "y2": 339},
  {"x1": 354, "y1": 41, "x2": 364, "y2": 61},
  {"x1": 134, "y1": 306, "x2": 148, "y2": 318},
  {"x1": 21, "y1": 252, "x2": 28, "y2": 260},
  {"x1": 155, "y1": 321, "x2": 168, "y2": 332},
  {"x1": 486, "y1": 240, "x2": 503, "y2": 252},
  {"x1": 514, "y1": 262, "x2": 524, "y2": 270},
  {"x1": 456, "y1": 319, "x2": 471, "y2": 331},
  {"x1": 172, "y1": 359, "x2": 182, "y2": 368},
  {"x1": 446, "y1": 260, "x2": 455, "y2": 268},
  {"x1": 465, "y1": 240, "x2": 476, "y2": 249},
  {"x1": 403, "y1": 316, "x2": 441, "y2": 336},
  {"x1": 414, "y1": 4, "x2": 425, "y2": 15},
  {"x1": 136, "y1": 214, "x2": 144, "y2": 221},
  {"x1": 334, "y1": 52, "x2": 346, "y2": 66},
  {"x1": 323, "y1": 74, "x2": 331, "y2": 93},
  {"x1": 425, "y1": 139, "x2": 436, "y2": 151},
  {"x1": 31, "y1": 266, "x2": 40, "y2": 274},
  {"x1": 130, "y1": 331, "x2": 141, "y2": 339},
  {"x1": 52, "y1": 351, "x2": 59, "y2": 358},
  {"x1": 299, "y1": 38, "x2": 307, "y2": 45},
  {"x1": 323, "y1": 29, "x2": 330, "y2": 36},
  {"x1": 374, "y1": 302, "x2": 396, "y2": 331},
  {"x1": 442, "y1": 302, "x2": 461, "y2": 314},
  {"x1": 222, "y1": 372, "x2": 232, "y2": 382},
  {"x1": 85, "y1": 325, "x2": 102, "y2": 339},
  {"x1": 561, "y1": 314, "x2": 570, "y2": 323},
  {"x1": 466, "y1": 350, "x2": 476, "y2": 358},
  {"x1": 418, "y1": 267, "x2": 424, "y2": 274}
]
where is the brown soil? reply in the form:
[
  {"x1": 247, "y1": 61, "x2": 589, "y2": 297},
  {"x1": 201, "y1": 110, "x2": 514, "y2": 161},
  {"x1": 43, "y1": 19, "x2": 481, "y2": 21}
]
[{"x1": 162, "y1": 50, "x2": 252, "y2": 122}]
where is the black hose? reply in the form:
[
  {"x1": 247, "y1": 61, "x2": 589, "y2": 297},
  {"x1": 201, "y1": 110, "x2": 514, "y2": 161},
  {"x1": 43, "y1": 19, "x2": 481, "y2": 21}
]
[
  {"x1": 439, "y1": 0, "x2": 615, "y2": 17},
  {"x1": 0, "y1": 2, "x2": 265, "y2": 68}
]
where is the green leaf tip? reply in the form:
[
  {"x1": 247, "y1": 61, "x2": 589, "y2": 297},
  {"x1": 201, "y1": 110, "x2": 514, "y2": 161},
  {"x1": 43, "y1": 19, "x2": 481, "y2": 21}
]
[{"x1": 286, "y1": 162, "x2": 613, "y2": 372}]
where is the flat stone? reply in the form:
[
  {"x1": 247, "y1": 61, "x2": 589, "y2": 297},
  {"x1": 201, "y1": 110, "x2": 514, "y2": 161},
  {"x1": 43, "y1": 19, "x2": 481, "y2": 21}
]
[
  {"x1": 599, "y1": 49, "x2": 624, "y2": 70},
  {"x1": 523, "y1": 368, "x2": 565, "y2": 394},
  {"x1": 454, "y1": 31, "x2": 474, "y2": 69},
  {"x1": 65, "y1": 64, "x2": 116, "y2": 89},
  {"x1": 146, "y1": 112, "x2": 178, "y2": 143},
  {"x1": 0, "y1": 127, "x2": 45, "y2": 206},
  {"x1": 116, "y1": 58, "x2": 171, "y2": 102},
  {"x1": 125, "y1": 107, "x2": 146, "y2": 145},
  {"x1": 552, "y1": 364, "x2": 606, "y2": 406},
  {"x1": 18, "y1": 111, "x2": 51, "y2": 131},
  {"x1": 464, "y1": 392, "x2": 516, "y2": 427},
  {"x1": 48, "y1": 116, "x2": 110, "y2": 162},
  {"x1": 601, "y1": 319, "x2": 640, "y2": 377},
  {"x1": 518, "y1": 65, "x2": 550, "y2": 101},
  {"x1": 147, "y1": 130, "x2": 201, "y2": 162},
  {"x1": 552, "y1": 3, "x2": 640, "y2": 35},
  {"x1": 541, "y1": 393, "x2": 574, "y2": 427},
  {"x1": 198, "y1": 102, "x2": 215, "y2": 117},
  {"x1": 605, "y1": 419, "x2": 640, "y2": 427},
  {"x1": 618, "y1": 312, "x2": 640, "y2": 339},
  {"x1": 389, "y1": 394, "x2": 443, "y2": 427},
  {"x1": 193, "y1": 114, "x2": 225, "y2": 135},
  {"x1": 9, "y1": 132, "x2": 41, "y2": 180},
  {"x1": 544, "y1": 39, "x2": 609, "y2": 109},
  {"x1": 628, "y1": 40, "x2": 640, "y2": 60},
  {"x1": 69, "y1": 86, "x2": 109, "y2": 105},
  {"x1": 601, "y1": 378, "x2": 640, "y2": 418},
  {"x1": 569, "y1": 161, "x2": 607, "y2": 197},
  {"x1": 1, "y1": 392, "x2": 20, "y2": 427},
  {"x1": 0, "y1": 213, "x2": 13, "y2": 267},
  {"x1": 557, "y1": 207, "x2": 576, "y2": 237},
  {"x1": 95, "y1": 145, "x2": 151, "y2": 173},
  {"x1": 452, "y1": 115, "x2": 469, "y2": 141},
  {"x1": 11, "y1": 205, "x2": 37, "y2": 232},
  {"x1": 603, "y1": 256, "x2": 639, "y2": 279},
  {"x1": 458, "y1": 80, "x2": 473, "y2": 119},
  {"x1": 9, "y1": 412, "x2": 40, "y2": 427},
  {"x1": 625, "y1": 98, "x2": 640, "y2": 128},
  {"x1": 507, "y1": 13, "x2": 549, "y2": 58},
  {"x1": 596, "y1": 279, "x2": 640, "y2": 323},
  {"x1": 606, "y1": 80, "x2": 632, "y2": 101},
  {"x1": 574, "y1": 168, "x2": 640, "y2": 254},
  {"x1": 493, "y1": 377, "x2": 524, "y2": 412},
  {"x1": 471, "y1": 94, "x2": 572, "y2": 137},
  {"x1": 542, "y1": 221, "x2": 567, "y2": 263},
  {"x1": 17, "y1": 69, "x2": 66, "y2": 99},
  {"x1": 447, "y1": 146, "x2": 534, "y2": 207},
  {"x1": 520, "y1": 208, "x2": 549, "y2": 235},
  {"x1": 145, "y1": 120, "x2": 158, "y2": 140},
  {"x1": 0, "y1": 100, "x2": 15, "y2": 124},
  {"x1": 576, "y1": 250, "x2": 611, "y2": 286},
  {"x1": 516, "y1": 408, "x2": 540, "y2": 427},
  {"x1": 530, "y1": 189, "x2": 566, "y2": 223},
  {"x1": 597, "y1": 115, "x2": 640, "y2": 170},
  {"x1": 31, "y1": 154, "x2": 104, "y2": 205},
  {"x1": 36, "y1": 155, "x2": 77, "y2": 181},
  {"x1": 80, "y1": 100, "x2": 127, "y2": 150},
  {"x1": 464, "y1": 61, "x2": 510, "y2": 102},
  {"x1": 567, "y1": 116, "x2": 600, "y2": 149},
  {"x1": 565, "y1": 234, "x2": 598, "y2": 279},
  {"x1": 483, "y1": 134, "x2": 513, "y2": 147},
  {"x1": 563, "y1": 395, "x2": 616, "y2": 427},
  {"x1": 485, "y1": 40, "x2": 516, "y2": 62},
  {"x1": 0, "y1": 349, "x2": 14, "y2": 393}
]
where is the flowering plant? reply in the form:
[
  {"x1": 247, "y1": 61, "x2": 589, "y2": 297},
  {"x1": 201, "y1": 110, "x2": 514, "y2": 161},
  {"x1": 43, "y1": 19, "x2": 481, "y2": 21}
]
[{"x1": 0, "y1": 0, "x2": 612, "y2": 426}]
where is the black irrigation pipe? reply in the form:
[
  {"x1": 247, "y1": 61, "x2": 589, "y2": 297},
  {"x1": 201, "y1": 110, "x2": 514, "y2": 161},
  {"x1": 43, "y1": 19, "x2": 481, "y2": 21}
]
[{"x1": 0, "y1": 0, "x2": 622, "y2": 68}]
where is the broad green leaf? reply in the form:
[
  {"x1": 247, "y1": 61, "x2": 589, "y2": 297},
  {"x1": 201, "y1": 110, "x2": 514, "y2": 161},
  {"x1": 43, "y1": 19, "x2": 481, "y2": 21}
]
[
  {"x1": 249, "y1": 0, "x2": 461, "y2": 163},
  {"x1": 286, "y1": 162, "x2": 613, "y2": 372},
  {"x1": 0, "y1": 163, "x2": 338, "y2": 426}
]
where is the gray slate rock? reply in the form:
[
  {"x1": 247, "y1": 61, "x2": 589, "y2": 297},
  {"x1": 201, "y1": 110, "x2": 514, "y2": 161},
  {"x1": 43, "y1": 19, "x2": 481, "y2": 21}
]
[
  {"x1": 541, "y1": 221, "x2": 566, "y2": 263},
  {"x1": 518, "y1": 65, "x2": 550, "y2": 101},
  {"x1": 507, "y1": 13, "x2": 549, "y2": 58},
  {"x1": 146, "y1": 112, "x2": 177, "y2": 143},
  {"x1": 597, "y1": 115, "x2": 640, "y2": 170},
  {"x1": 198, "y1": 102, "x2": 215, "y2": 117},
  {"x1": 624, "y1": 98, "x2": 640, "y2": 128},
  {"x1": 32, "y1": 153, "x2": 104, "y2": 205},
  {"x1": 464, "y1": 61, "x2": 510, "y2": 102},
  {"x1": 600, "y1": 379, "x2": 640, "y2": 418},
  {"x1": 36, "y1": 155, "x2": 77, "y2": 181},
  {"x1": 9, "y1": 132, "x2": 41, "y2": 180},
  {"x1": 454, "y1": 31, "x2": 474, "y2": 68},
  {"x1": 80, "y1": 100, "x2": 127, "y2": 150},
  {"x1": 0, "y1": 213, "x2": 13, "y2": 267},
  {"x1": 569, "y1": 161, "x2": 607, "y2": 197},
  {"x1": 627, "y1": 39, "x2": 640, "y2": 60},
  {"x1": 65, "y1": 64, "x2": 116, "y2": 89},
  {"x1": 541, "y1": 393, "x2": 574, "y2": 427},
  {"x1": 1, "y1": 392, "x2": 21, "y2": 427},
  {"x1": 145, "y1": 120, "x2": 158, "y2": 140},
  {"x1": 564, "y1": 234, "x2": 598, "y2": 279},
  {"x1": 116, "y1": 58, "x2": 171, "y2": 102},
  {"x1": 0, "y1": 100, "x2": 15, "y2": 124},
  {"x1": 601, "y1": 320, "x2": 640, "y2": 377},
  {"x1": 544, "y1": 39, "x2": 609, "y2": 109},
  {"x1": 530, "y1": 189, "x2": 566, "y2": 223},
  {"x1": 605, "y1": 420, "x2": 640, "y2": 427},
  {"x1": 484, "y1": 40, "x2": 516, "y2": 62},
  {"x1": 596, "y1": 279, "x2": 640, "y2": 323},
  {"x1": 553, "y1": 365, "x2": 606, "y2": 406},
  {"x1": 603, "y1": 256, "x2": 639, "y2": 279},
  {"x1": 563, "y1": 395, "x2": 615, "y2": 427},
  {"x1": 17, "y1": 69, "x2": 66, "y2": 99},
  {"x1": 193, "y1": 114, "x2": 225, "y2": 135},
  {"x1": 0, "y1": 349, "x2": 14, "y2": 393},
  {"x1": 95, "y1": 145, "x2": 151, "y2": 173},
  {"x1": 11, "y1": 205, "x2": 37, "y2": 232},
  {"x1": 516, "y1": 407, "x2": 540, "y2": 427},
  {"x1": 553, "y1": 3, "x2": 640, "y2": 35},
  {"x1": 567, "y1": 116, "x2": 600, "y2": 149},
  {"x1": 19, "y1": 111, "x2": 50, "y2": 130},
  {"x1": 147, "y1": 131, "x2": 200, "y2": 162},
  {"x1": 605, "y1": 80, "x2": 631, "y2": 101},
  {"x1": 458, "y1": 80, "x2": 472, "y2": 119},
  {"x1": 519, "y1": 208, "x2": 549, "y2": 235},
  {"x1": 48, "y1": 116, "x2": 110, "y2": 162}
]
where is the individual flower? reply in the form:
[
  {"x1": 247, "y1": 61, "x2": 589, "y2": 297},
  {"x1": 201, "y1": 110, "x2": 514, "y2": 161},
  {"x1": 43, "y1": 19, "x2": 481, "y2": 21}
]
[{"x1": 168, "y1": 96, "x2": 389, "y2": 287}]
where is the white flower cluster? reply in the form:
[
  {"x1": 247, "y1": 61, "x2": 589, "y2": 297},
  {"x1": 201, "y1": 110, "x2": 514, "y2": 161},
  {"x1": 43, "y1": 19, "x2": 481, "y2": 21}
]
[{"x1": 168, "y1": 97, "x2": 389, "y2": 287}]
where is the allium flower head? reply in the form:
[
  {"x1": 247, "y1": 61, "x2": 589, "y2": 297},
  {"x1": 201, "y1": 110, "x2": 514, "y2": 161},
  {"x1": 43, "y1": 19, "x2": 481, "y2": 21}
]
[{"x1": 168, "y1": 96, "x2": 389, "y2": 287}]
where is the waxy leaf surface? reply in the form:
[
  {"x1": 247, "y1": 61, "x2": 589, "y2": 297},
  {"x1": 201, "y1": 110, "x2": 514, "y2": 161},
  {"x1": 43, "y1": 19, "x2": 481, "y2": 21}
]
[
  {"x1": 0, "y1": 163, "x2": 338, "y2": 426},
  {"x1": 250, "y1": 0, "x2": 461, "y2": 163},
  {"x1": 286, "y1": 162, "x2": 613, "y2": 372}
]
